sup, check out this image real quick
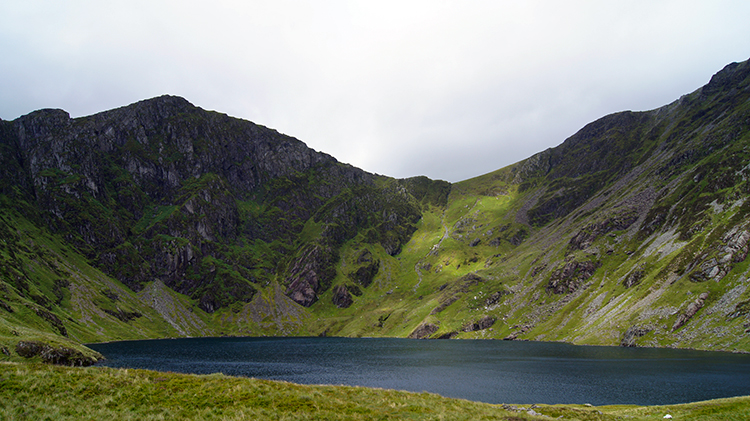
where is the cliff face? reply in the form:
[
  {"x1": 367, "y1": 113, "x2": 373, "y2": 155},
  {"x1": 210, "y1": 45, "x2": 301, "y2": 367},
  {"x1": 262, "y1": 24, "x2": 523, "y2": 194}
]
[
  {"x1": 400, "y1": 58, "x2": 750, "y2": 350},
  {"x1": 1, "y1": 95, "x2": 435, "y2": 313},
  {"x1": 2, "y1": 59, "x2": 750, "y2": 356}
]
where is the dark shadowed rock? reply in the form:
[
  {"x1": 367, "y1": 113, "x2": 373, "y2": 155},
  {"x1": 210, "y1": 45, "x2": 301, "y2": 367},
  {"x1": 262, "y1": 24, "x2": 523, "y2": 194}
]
[
  {"x1": 408, "y1": 323, "x2": 439, "y2": 339},
  {"x1": 485, "y1": 290, "x2": 510, "y2": 307},
  {"x1": 25, "y1": 304, "x2": 67, "y2": 337},
  {"x1": 15, "y1": 340, "x2": 100, "y2": 366},
  {"x1": 622, "y1": 269, "x2": 645, "y2": 288},
  {"x1": 348, "y1": 259, "x2": 380, "y2": 288},
  {"x1": 0, "y1": 298, "x2": 13, "y2": 313},
  {"x1": 621, "y1": 326, "x2": 650, "y2": 347},
  {"x1": 332, "y1": 285, "x2": 354, "y2": 308},
  {"x1": 285, "y1": 244, "x2": 337, "y2": 307},
  {"x1": 570, "y1": 214, "x2": 638, "y2": 250},
  {"x1": 547, "y1": 260, "x2": 600, "y2": 294},
  {"x1": 4, "y1": 95, "x2": 432, "y2": 313},
  {"x1": 463, "y1": 315, "x2": 497, "y2": 332}
]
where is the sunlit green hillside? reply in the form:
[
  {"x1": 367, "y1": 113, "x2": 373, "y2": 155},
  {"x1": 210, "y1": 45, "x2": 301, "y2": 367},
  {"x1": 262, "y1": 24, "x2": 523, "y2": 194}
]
[
  {"x1": 307, "y1": 60, "x2": 750, "y2": 352},
  {"x1": 2, "y1": 59, "x2": 750, "y2": 365}
]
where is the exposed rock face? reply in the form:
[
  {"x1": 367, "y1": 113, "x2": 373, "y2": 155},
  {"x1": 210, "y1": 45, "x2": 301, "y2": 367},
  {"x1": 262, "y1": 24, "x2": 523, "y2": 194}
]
[
  {"x1": 463, "y1": 315, "x2": 496, "y2": 332},
  {"x1": 408, "y1": 323, "x2": 439, "y2": 339},
  {"x1": 332, "y1": 285, "x2": 354, "y2": 308},
  {"x1": 547, "y1": 260, "x2": 600, "y2": 294},
  {"x1": 283, "y1": 182, "x2": 422, "y2": 306},
  {"x1": 673, "y1": 292, "x2": 709, "y2": 331},
  {"x1": 349, "y1": 259, "x2": 380, "y2": 288},
  {"x1": 26, "y1": 304, "x2": 67, "y2": 337},
  {"x1": 485, "y1": 290, "x2": 510, "y2": 307},
  {"x1": 690, "y1": 229, "x2": 750, "y2": 283},
  {"x1": 509, "y1": 229, "x2": 528, "y2": 246},
  {"x1": 622, "y1": 268, "x2": 645, "y2": 288},
  {"x1": 621, "y1": 326, "x2": 650, "y2": 347},
  {"x1": 2, "y1": 95, "x2": 429, "y2": 312},
  {"x1": 0, "y1": 299, "x2": 13, "y2": 313},
  {"x1": 15, "y1": 340, "x2": 100, "y2": 366},
  {"x1": 569, "y1": 213, "x2": 638, "y2": 250},
  {"x1": 285, "y1": 244, "x2": 337, "y2": 307},
  {"x1": 4, "y1": 59, "x2": 750, "y2": 352}
]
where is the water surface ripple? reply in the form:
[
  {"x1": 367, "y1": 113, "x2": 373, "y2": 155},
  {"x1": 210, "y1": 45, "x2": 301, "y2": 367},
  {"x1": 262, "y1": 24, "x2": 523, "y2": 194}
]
[{"x1": 89, "y1": 337, "x2": 750, "y2": 405}]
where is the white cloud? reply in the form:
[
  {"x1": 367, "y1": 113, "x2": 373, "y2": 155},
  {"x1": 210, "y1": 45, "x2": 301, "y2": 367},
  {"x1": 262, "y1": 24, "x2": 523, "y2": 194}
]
[{"x1": 1, "y1": 0, "x2": 749, "y2": 181}]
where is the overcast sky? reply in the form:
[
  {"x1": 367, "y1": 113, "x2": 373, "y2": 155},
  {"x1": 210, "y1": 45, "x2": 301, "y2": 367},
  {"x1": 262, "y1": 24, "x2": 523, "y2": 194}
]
[{"x1": 1, "y1": 1, "x2": 749, "y2": 182}]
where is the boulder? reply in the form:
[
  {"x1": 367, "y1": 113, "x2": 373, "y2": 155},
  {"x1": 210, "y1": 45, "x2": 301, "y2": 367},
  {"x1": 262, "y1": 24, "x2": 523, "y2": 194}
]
[{"x1": 15, "y1": 340, "x2": 100, "y2": 366}]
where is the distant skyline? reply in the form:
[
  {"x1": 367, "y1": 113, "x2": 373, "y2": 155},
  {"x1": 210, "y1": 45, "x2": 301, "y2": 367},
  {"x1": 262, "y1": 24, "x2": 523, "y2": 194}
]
[{"x1": 2, "y1": 1, "x2": 749, "y2": 182}]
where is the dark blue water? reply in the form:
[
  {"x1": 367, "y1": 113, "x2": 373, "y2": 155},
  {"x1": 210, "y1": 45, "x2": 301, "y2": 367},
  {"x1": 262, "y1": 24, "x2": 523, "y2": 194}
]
[{"x1": 88, "y1": 337, "x2": 750, "y2": 405}]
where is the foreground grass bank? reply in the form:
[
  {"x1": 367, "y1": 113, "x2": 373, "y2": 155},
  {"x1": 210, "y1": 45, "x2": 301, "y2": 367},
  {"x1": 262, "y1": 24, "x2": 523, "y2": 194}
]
[{"x1": 1, "y1": 362, "x2": 749, "y2": 420}]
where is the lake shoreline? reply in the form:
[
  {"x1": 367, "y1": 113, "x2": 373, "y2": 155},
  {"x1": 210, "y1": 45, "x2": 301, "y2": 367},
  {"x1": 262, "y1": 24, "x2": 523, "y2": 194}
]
[
  {"x1": 86, "y1": 333, "x2": 750, "y2": 354},
  {"x1": 2, "y1": 361, "x2": 749, "y2": 420},
  {"x1": 87, "y1": 336, "x2": 750, "y2": 406}
]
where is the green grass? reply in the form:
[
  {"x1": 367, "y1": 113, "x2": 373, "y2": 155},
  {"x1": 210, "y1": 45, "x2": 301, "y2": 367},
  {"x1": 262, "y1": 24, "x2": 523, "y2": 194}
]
[
  {"x1": 1, "y1": 362, "x2": 748, "y2": 421},
  {"x1": 0, "y1": 205, "x2": 196, "y2": 346},
  {"x1": 5, "y1": 65, "x2": 750, "y2": 361}
]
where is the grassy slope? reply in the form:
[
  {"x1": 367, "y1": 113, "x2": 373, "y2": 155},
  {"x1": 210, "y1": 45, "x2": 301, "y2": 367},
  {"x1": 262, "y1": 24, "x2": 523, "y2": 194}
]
[
  {"x1": 2, "y1": 362, "x2": 749, "y2": 421},
  {"x1": 0, "y1": 199, "x2": 215, "y2": 361},
  {"x1": 0, "y1": 196, "x2": 320, "y2": 361},
  {"x1": 315, "y1": 168, "x2": 750, "y2": 350},
  {"x1": 4, "y1": 63, "x2": 750, "y2": 354},
  {"x1": 305, "y1": 79, "x2": 750, "y2": 352},
  {"x1": 2, "y1": 63, "x2": 750, "y2": 416}
]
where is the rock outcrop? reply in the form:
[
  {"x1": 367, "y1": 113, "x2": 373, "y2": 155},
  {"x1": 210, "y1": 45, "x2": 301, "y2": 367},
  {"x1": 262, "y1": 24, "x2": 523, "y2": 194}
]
[
  {"x1": 15, "y1": 341, "x2": 101, "y2": 366},
  {"x1": 463, "y1": 315, "x2": 496, "y2": 332},
  {"x1": 547, "y1": 260, "x2": 600, "y2": 294},
  {"x1": 673, "y1": 293, "x2": 710, "y2": 332},
  {"x1": 332, "y1": 285, "x2": 354, "y2": 308},
  {"x1": 2, "y1": 95, "x2": 430, "y2": 311},
  {"x1": 408, "y1": 323, "x2": 439, "y2": 339},
  {"x1": 3, "y1": 59, "x2": 750, "y2": 354}
]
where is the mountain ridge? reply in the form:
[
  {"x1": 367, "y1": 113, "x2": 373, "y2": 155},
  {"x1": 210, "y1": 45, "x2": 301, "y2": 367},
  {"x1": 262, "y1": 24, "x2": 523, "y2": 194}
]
[{"x1": 2, "y1": 59, "x2": 750, "y2": 363}]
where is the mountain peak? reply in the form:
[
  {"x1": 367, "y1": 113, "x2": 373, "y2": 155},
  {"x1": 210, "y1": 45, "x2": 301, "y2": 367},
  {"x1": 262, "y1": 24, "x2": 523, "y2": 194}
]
[
  {"x1": 86, "y1": 94, "x2": 199, "y2": 124},
  {"x1": 3, "y1": 59, "x2": 750, "y2": 355},
  {"x1": 131, "y1": 94, "x2": 195, "y2": 111},
  {"x1": 702, "y1": 58, "x2": 750, "y2": 95}
]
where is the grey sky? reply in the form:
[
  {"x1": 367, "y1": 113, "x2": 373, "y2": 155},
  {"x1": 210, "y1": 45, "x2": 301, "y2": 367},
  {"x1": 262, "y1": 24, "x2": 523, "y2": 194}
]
[{"x1": 1, "y1": 1, "x2": 749, "y2": 182}]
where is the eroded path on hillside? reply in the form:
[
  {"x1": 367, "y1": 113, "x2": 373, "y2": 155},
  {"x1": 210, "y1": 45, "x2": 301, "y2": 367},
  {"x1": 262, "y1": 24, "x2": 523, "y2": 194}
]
[
  {"x1": 413, "y1": 210, "x2": 449, "y2": 292},
  {"x1": 413, "y1": 198, "x2": 481, "y2": 291}
]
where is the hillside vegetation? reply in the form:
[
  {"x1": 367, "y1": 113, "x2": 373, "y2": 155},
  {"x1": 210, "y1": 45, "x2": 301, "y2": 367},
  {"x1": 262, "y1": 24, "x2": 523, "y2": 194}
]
[
  {"x1": 3, "y1": 362, "x2": 749, "y2": 420},
  {"x1": 329, "y1": 59, "x2": 750, "y2": 352},
  {"x1": 1, "y1": 59, "x2": 750, "y2": 365}
]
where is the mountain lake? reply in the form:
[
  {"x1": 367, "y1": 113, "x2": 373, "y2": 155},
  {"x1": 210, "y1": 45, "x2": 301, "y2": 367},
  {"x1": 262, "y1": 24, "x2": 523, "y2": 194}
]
[{"x1": 88, "y1": 337, "x2": 750, "y2": 406}]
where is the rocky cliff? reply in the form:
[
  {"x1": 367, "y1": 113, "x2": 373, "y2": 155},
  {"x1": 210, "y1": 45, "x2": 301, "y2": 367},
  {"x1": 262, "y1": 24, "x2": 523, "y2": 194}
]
[
  {"x1": 398, "y1": 59, "x2": 750, "y2": 350},
  {"x1": 1, "y1": 59, "x2": 750, "y2": 359},
  {"x1": 1, "y1": 95, "x2": 449, "y2": 317}
]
